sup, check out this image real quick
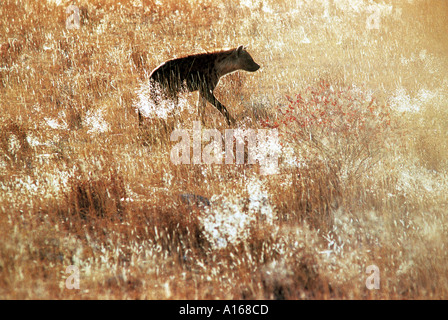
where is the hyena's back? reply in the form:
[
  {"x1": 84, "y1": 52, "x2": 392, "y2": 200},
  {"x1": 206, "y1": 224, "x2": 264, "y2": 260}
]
[{"x1": 149, "y1": 52, "x2": 219, "y2": 95}]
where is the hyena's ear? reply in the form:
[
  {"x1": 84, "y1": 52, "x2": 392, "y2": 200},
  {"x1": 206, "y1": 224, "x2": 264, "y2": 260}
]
[{"x1": 236, "y1": 45, "x2": 245, "y2": 56}]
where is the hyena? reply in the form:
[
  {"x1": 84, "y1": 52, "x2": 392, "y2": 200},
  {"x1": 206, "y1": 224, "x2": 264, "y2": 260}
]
[{"x1": 139, "y1": 45, "x2": 260, "y2": 126}]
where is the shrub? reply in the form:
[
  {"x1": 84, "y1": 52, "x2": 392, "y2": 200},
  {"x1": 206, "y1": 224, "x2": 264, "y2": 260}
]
[
  {"x1": 265, "y1": 80, "x2": 392, "y2": 183},
  {"x1": 263, "y1": 80, "x2": 393, "y2": 229}
]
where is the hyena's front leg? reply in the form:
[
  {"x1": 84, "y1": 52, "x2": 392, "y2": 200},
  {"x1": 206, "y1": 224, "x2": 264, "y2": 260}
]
[{"x1": 199, "y1": 88, "x2": 236, "y2": 126}]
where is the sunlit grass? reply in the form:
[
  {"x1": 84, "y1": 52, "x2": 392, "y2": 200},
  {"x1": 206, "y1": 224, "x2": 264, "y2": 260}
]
[{"x1": 1, "y1": 0, "x2": 448, "y2": 299}]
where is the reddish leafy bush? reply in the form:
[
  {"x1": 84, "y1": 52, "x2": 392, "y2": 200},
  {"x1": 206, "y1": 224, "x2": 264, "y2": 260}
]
[{"x1": 264, "y1": 80, "x2": 392, "y2": 182}]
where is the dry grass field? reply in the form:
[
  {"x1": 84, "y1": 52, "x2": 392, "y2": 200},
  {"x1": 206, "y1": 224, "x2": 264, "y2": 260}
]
[{"x1": 1, "y1": 0, "x2": 448, "y2": 299}]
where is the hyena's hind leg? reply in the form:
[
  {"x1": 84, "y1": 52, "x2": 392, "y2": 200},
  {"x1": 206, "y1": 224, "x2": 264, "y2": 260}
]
[
  {"x1": 137, "y1": 109, "x2": 146, "y2": 127},
  {"x1": 137, "y1": 79, "x2": 163, "y2": 128}
]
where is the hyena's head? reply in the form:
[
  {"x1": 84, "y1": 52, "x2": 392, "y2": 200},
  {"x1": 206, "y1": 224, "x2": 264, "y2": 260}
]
[{"x1": 233, "y1": 45, "x2": 260, "y2": 72}]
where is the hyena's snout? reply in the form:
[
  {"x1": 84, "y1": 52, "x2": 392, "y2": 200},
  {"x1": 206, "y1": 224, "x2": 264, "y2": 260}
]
[
  {"x1": 237, "y1": 47, "x2": 261, "y2": 72},
  {"x1": 244, "y1": 56, "x2": 260, "y2": 72},
  {"x1": 247, "y1": 61, "x2": 260, "y2": 72}
]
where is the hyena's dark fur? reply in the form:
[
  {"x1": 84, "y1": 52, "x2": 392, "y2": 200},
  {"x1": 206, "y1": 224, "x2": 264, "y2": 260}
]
[{"x1": 138, "y1": 45, "x2": 260, "y2": 126}]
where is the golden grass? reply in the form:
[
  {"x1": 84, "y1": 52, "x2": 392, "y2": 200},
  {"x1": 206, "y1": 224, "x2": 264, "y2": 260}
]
[{"x1": 1, "y1": 0, "x2": 448, "y2": 299}]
